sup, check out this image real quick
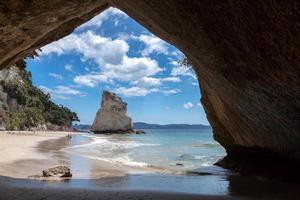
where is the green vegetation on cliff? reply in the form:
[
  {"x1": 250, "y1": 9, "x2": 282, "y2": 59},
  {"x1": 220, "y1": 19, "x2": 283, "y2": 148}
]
[{"x1": 0, "y1": 62, "x2": 79, "y2": 130}]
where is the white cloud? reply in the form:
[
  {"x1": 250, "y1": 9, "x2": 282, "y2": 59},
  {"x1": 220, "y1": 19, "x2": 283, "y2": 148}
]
[
  {"x1": 49, "y1": 72, "x2": 62, "y2": 80},
  {"x1": 132, "y1": 77, "x2": 161, "y2": 87},
  {"x1": 38, "y1": 85, "x2": 84, "y2": 100},
  {"x1": 161, "y1": 88, "x2": 181, "y2": 95},
  {"x1": 39, "y1": 22, "x2": 182, "y2": 95},
  {"x1": 114, "y1": 19, "x2": 120, "y2": 26},
  {"x1": 38, "y1": 85, "x2": 51, "y2": 94},
  {"x1": 131, "y1": 34, "x2": 169, "y2": 56},
  {"x1": 117, "y1": 32, "x2": 130, "y2": 40},
  {"x1": 170, "y1": 60, "x2": 196, "y2": 79},
  {"x1": 183, "y1": 102, "x2": 194, "y2": 109},
  {"x1": 131, "y1": 76, "x2": 181, "y2": 88},
  {"x1": 54, "y1": 86, "x2": 81, "y2": 95},
  {"x1": 40, "y1": 31, "x2": 129, "y2": 66},
  {"x1": 171, "y1": 65, "x2": 196, "y2": 79},
  {"x1": 170, "y1": 50, "x2": 182, "y2": 57},
  {"x1": 76, "y1": 7, "x2": 127, "y2": 30},
  {"x1": 197, "y1": 102, "x2": 202, "y2": 107},
  {"x1": 40, "y1": 31, "x2": 163, "y2": 86},
  {"x1": 65, "y1": 64, "x2": 73, "y2": 71},
  {"x1": 74, "y1": 73, "x2": 110, "y2": 87},
  {"x1": 54, "y1": 95, "x2": 69, "y2": 100},
  {"x1": 162, "y1": 77, "x2": 181, "y2": 83},
  {"x1": 104, "y1": 56, "x2": 162, "y2": 82},
  {"x1": 192, "y1": 82, "x2": 199, "y2": 86},
  {"x1": 169, "y1": 61, "x2": 178, "y2": 66},
  {"x1": 115, "y1": 86, "x2": 155, "y2": 97},
  {"x1": 114, "y1": 86, "x2": 180, "y2": 97}
]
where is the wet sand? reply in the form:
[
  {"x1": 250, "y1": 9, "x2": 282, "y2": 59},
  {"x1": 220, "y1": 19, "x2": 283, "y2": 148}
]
[
  {"x1": 0, "y1": 131, "x2": 132, "y2": 179},
  {"x1": 0, "y1": 131, "x2": 165, "y2": 179},
  {"x1": 0, "y1": 131, "x2": 73, "y2": 178},
  {"x1": 0, "y1": 131, "x2": 299, "y2": 200},
  {"x1": 0, "y1": 185, "x2": 253, "y2": 200}
]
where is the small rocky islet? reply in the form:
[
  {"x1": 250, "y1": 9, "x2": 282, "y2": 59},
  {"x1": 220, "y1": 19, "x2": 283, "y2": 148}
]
[{"x1": 91, "y1": 90, "x2": 145, "y2": 134}]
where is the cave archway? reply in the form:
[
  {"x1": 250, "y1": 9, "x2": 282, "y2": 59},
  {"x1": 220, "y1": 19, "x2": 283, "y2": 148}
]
[{"x1": 1, "y1": 1, "x2": 300, "y2": 168}]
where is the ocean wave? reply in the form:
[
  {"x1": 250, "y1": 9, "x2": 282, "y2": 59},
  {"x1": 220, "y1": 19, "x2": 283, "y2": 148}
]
[
  {"x1": 179, "y1": 154, "x2": 208, "y2": 160},
  {"x1": 179, "y1": 154, "x2": 223, "y2": 161},
  {"x1": 192, "y1": 141, "x2": 221, "y2": 148},
  {"x1": 66, "y1": 134, "x2": 159, "y2": 151},
  {"x1": 77, "y1": 154, "x2": 148, "y2": 167},
  {"x1": 63, "y1": 133, "x2": 225, "y2": 171},
  {"x1": 63, "y1": 134, "x2": 157, "y2": 168}
]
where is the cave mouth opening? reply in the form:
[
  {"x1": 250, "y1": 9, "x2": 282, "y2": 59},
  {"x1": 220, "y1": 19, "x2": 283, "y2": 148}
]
[
  {"x1": 25, "y1": 6, "x2": 210, "y2": 129},
  {"x1": 0, "y1": 6, "x2": 226, "y2": 175},
  {"x1": 1, "y1": 2, "x2": 300, "y2": 197}
]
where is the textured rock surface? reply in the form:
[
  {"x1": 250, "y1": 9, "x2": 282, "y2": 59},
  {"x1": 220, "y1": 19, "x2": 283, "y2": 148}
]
[
  {"x1": 92, "y1": 90, "x2": 133, "y2": 133},
  {"x1": 0, "y1": 66, "x2": 23, "y2": 130},
  {"x1": 42, "y1": 166, "x2": 72, "y2": 178},
  {"x1": 135, "y1": 130, "x2": 146, "y2": 134},
  {"x1": 0, "y1": 65, "x2": 78, "y2": 131},
  {"x1": 0, "y1": 0, "x2": 110, "y2": 68},
  {"x1": 0, "y1": 1, "x2": 300, "y2": 165}
]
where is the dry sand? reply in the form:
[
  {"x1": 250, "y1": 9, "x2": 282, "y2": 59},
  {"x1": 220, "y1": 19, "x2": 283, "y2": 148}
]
[
  {"x1": 0, "y1": 131, "x2": 131, "y2": 179},
  {"x1": 0, "y1": 131, "x2": 70, "y2": 164},
  {"x1": 0, "y1": 131, "x2": 298, "y2": 200},
  {"x1": 0, "y1": 131, "x2": 73, "y2": 178}
]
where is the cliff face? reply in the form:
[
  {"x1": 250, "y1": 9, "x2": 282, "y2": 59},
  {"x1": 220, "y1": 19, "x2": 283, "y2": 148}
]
[
  {"x1": 0, "y1": 1, "x2": 299, "y2": 167},
  {"x1": 0, "y1": 66, "x2": 23, "y2": 130},
  {"x1": 0, "y1": 64, "x2": 79, "y2": 131},
  {"x1": 92, "y1": 90, "x2": 133, "y2": 133}
]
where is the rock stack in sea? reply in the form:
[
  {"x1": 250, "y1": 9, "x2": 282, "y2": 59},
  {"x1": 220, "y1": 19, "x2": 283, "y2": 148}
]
[{"x1": 91, "y1": 90, "x2": 134, "y2": 134}]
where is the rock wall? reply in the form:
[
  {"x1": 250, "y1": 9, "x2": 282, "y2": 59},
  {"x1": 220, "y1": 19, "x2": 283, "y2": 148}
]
[
  {"x1": 0, "y1": 1, "x2": 299, "y2": 166},
  {"x1": 92, "y1": 90, "x2": 133, "y2": 133},
  {"x1": 0, "y1": 65, "x2": 78, "y2": 131},
  {"x1": 0, "y1": 66, "x2": 23, "y2": 130}
]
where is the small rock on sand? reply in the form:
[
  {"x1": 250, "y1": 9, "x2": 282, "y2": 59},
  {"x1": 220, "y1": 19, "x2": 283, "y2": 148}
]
[
  {"x1": 135, "y1": 130, "x2": 146, "y2": 134},
  {"x1": 43, "y1": 166, "x2": 72, "y2": 178}
]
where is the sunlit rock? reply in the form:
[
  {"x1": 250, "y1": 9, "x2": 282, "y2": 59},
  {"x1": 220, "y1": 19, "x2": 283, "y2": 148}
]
[
  {"x1": 43, "y1": 166, "x2": 72, "y2": 178},
  {"x1": 1, "y1": 1, "x2": 300, "y2": 170},
  {"x1": 92, "y1": 90, "x2": 134, "y2": 134}
]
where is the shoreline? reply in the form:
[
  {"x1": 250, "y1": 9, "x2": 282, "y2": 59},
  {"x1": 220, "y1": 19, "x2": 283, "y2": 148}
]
[
  {"x1": 0, "y1": 131, "x2": 73, "y2": 178},
  {"x1": 0, "y1": 183, "x2": 251, "y2": 200},
  {"x1": 0, "y1": 131, "x2": 160, "y2": 179},
  {"x1": 0, "y1": 131, "x2": 300, "y2": 199}
]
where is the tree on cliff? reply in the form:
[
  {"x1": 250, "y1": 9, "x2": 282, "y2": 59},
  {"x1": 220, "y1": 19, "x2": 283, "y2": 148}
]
[{"x1": 1, "y1": 61, "x2": 79, "y2": 130}]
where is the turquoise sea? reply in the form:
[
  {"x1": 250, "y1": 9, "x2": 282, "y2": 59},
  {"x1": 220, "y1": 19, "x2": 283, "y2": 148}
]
[
  {"x1": 66, "y1": 128, "x2": 226, "y2": 173},
  {"x1": 5, "y1": 128, "x2": 297, "y2": 197}
]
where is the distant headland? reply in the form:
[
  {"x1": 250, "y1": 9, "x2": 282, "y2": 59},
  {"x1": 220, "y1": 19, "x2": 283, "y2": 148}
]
[
  {"x1": 133, "y1": 122, "x2": 211, "y2": 129},
  {"x1": 74, "y1": 122, "x2": 210, "y2": 132}
]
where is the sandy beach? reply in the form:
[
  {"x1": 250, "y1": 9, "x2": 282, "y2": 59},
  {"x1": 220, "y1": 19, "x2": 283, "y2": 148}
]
[
  {"x1": 0, "y1": 131, "x2": 72, "y2": 178},
  {"x1": 0, "y1": 131, "x2": 299, "y2": 200},
  {"x1": 0, "y1": 131, "x2": 169, "y2": 180},
  {"x1": 0, "y1": 131, "x2": 232, "y2": 200},
  {"x1": 0, "y1": 131, "x2": 134, "y2": 179}
]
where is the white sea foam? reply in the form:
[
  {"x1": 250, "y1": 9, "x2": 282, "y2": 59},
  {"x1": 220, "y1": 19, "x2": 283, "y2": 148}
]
[
  {"x1": 67, "y1": 135, "x2": 158, "y2": 150},
  {"x1": 64, "y1": 131, "x2": 225, "y2": 172},
  {"x1": 63, "y1": 134, "x2": 157, "y2": 167},
  {"x1": 194, "y1": 155, "x2": 207, "y2": 159},
  {"x1": 90, "y1": 155, "x2": 148, "y2": 167}
]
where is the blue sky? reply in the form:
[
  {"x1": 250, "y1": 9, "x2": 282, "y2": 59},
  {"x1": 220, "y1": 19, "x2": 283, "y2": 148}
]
[{"x1": 26, "y1": 7, "x2": 209, "y2": 125}]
